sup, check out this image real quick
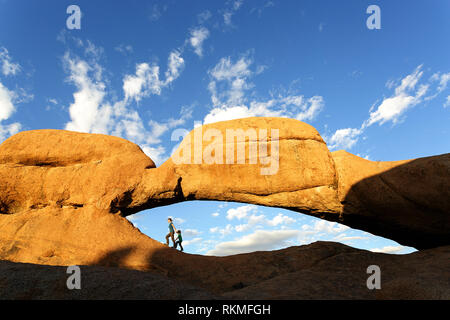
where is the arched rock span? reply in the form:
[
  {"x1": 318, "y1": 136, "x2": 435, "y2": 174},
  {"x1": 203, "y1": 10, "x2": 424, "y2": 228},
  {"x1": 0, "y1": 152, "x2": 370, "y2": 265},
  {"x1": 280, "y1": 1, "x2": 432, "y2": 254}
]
[{"x1": 0, "y1": 117, "x2": 448, "y2": 271}]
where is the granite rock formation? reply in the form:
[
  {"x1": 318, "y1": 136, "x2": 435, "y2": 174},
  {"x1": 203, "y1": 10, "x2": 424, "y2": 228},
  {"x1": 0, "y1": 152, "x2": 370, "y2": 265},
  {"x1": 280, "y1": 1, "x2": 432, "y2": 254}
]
[{"x1": 0, "y1": 117, "x2": 448, "y2": 299}]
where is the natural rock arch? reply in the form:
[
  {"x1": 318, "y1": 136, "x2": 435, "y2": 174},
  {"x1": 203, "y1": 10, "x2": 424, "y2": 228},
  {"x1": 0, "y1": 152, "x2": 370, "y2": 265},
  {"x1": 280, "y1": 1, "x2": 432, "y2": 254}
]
[{"x1": 0, "y1": 117, "x2": 448, "y2": 271}]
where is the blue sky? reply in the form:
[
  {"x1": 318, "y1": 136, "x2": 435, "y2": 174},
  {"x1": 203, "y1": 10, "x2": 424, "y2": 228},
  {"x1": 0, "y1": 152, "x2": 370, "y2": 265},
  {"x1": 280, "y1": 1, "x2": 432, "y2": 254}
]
[{"x1": 0, "y1": 0, "x2": 448, "y2": 255}]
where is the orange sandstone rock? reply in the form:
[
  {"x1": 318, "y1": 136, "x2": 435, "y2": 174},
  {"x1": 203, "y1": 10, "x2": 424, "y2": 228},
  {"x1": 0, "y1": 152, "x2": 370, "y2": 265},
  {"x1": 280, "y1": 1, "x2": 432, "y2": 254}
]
[{"x1": 0, "y1": 117, "x2": 448, "y2": 277}]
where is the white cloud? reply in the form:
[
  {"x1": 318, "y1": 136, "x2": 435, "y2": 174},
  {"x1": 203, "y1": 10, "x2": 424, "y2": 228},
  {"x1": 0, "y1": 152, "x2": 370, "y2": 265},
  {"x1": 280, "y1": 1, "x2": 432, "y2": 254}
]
[
  {"x1": 165, "y1": 50, "x2": 185, "y2": 85},
  {"x1": 140, "y1": 145, "x2": 165, "y2": 164},
  {"x1": 234, "y1": 213, "x2": 266, "y2": 232},
  {"x1": 62, "y1": 40, "x2": 189, "y2": 166},
  {"x1": 370, "y1": 245, "x2": 405, "y2": 254},
  {"x1": 363, "y1": 65, "x2": 428, "y2": 127},
  {"x1": 211, "y1": 56, "x2": 252, "y2": 82},
  {"x1": 326, "y1": 65, "x2": 449, "y2": 151},
  {"x1": 0, "y1": 47, "x2": 21, "y2": 76},
  {"x1": 122, "y1": 50, "x2": 184, "y2": 103},
  {"x1": 296, "y1": 219, "x2": 352, "y2": 246},
  {"x1": 189, "y1": 27, "x2": 210, "y2": 57},
  {"x1": 226, "y1": 205, "x2": 257, "y2": 220},
  {"x1": 63, "y1": 53, "x2": 112, "y2": 134},
  {"x1": 211, "y1": 212, "x2": 220, "y2": 217},
  {"x1": 333, "y1": 234, "x2": 369, "y2": 242},
  {"x1": 223, "y1": 12, "x2": 233, "y2": 26},
  {"x1": 210, "y1": 224, "x2": 234, "y2": 237},
  {"x1": 430, "y1": 71, "x2": 450, "y2": 93},
  {"x1": 303, "y1": 220, "x2": 349, "y2": 234},
  {"x1": 183, "y1": 229, "x2": 202, "y2": 237},
  {"x1": 204, "y1": 55, "x2": 324, "y2": 124},
  {"x1": 0, "y1": 121, "x2": 20, "y2": 142},
  {"x1": 437, "y1": 72, "x2": 450, "y2": 93},
  {"x1": 295, "y1": 96, "x2": 324, "y2": 121},
  {"x1": 206, "y1": 229, "x2": 299, "y2": 256},
  {"x1": 356, "y1": 153, "x2": 371, "y2": 160},
  {"x1": 0, "y1": 82, "x2": 16, "y2": 121},
  {"x1": 48, "y1": 98, "x2": 58, "y2": 105},
  {"x1": 84, "y1": 40, "x2": 104, "y2": 60},
  {"x1": 0, "y1": 48, "x2": 27, "y2": 142},
  {"x1": 173, "y1": 217, "x2": 185, "y2": 225},
  {"x1": 267, "y1": 213, "x2": 296, "y2": 226},
  {"x1": 123, "y1": 62, "x2": 162, "y2": 103},
  {"x1": 0, "y1": 82, "x2": 21, "y2": 141},
  {"x1": 327, "y1": 127, "x2": 362, "y2": 150},
  {"x1": 223, "y1": 206, "x2": 297, "y2": 233},
  {"x1": 444, "y1": 95, "x2": 450, "y2": 108},
  {"x1": 146, "y1": 104, "x2": 193, "y2": 145},
  {"x1": 183, "y1": 237, "x2": 202, "y2": 246}
]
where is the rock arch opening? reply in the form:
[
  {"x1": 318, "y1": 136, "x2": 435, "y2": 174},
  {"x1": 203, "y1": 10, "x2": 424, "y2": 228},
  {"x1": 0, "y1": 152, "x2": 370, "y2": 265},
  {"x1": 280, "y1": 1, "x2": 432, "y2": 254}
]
[{"x1": 125, "y1": 200, "x2": 416, "y2": 256}]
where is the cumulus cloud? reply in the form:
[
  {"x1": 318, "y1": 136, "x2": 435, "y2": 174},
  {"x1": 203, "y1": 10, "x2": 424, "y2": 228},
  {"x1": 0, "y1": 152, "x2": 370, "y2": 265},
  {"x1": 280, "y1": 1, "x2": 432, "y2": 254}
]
[
  {"x1": 303, "y1": 220, "x2": 349, "y2": 234},
  {"x1": 189, "y1": 27, "x2": 210, "y2": 57},
  {"x1": 363, "y1": 65, "x2": 428, "y2": 127},
  {"x1": 0, "y1": 82, "x2": 16, "y2": 121},
  {"x1": 63, "y1": 53, "x2": 112, "y2": 134},
  {"x1": 267, "y1": 213, "x2": 296, "y2": 226},
  {"x1": 204, "y1": 55, "x2": 324, "y2": 124},
  {"x1": 206, "y1": 229, "x2": 299, "y2": 256},
  {"x1": 296, "y1": 219, "x2": 354, "y2": 246},
  {"x1": 326, "y1": 65, "x2": 448, "y2": 151},
  {"x1": 210, "y1": 224, "x2": 234, "y2": 237},
  {"x1": 215, "y1": 205, "x2": 298, "y2": 234},
  {"x1": 0, "y1": 85, "x2": 22, "y2": 141},
  {"x1": 226, "y1": 205, "x2": 257, "y2": 220},
  {"x1": 62, "y1": 39, "x2": 188, "y2": 166},
  {"x1": 0, "y1": 47, "x2": 21, "y2": 76},
  {"x1": 327, "y1": 127, "x2": 362, "y2": 150},
  {"x1": 123, "y1": 50, "x2": 184, "y2": 103},
  {"x1": 123, "y1": 63, "x2": 162, "y2": 103},
  {"x1": 0, "y1": 48, "x2": 26, "y2": 142},
  {"x1": 370, "y1": 245, "x2": 405, "y2": 254}
]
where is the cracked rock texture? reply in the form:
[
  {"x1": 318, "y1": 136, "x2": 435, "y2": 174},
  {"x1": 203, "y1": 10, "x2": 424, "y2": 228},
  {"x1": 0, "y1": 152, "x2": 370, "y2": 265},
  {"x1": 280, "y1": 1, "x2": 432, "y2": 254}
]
[{"x1": 0, "y1": 117, "x2": 448, "y2": 299}]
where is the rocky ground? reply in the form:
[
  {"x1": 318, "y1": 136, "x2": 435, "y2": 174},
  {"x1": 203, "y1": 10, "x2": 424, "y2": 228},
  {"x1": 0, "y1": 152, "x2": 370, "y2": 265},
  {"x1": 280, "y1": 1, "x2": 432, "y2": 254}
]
[{"x1": 0, "y1": 241, "x2": 448, "y2": 300}]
